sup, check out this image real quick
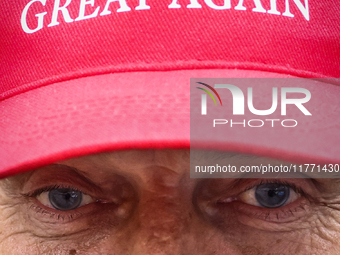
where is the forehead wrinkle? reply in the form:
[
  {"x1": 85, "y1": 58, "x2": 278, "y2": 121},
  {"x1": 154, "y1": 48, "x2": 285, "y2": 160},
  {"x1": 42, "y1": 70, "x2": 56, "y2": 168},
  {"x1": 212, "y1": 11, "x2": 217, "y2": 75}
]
[
  {"x1": 56, "y1": 150, "x2": 189, "y2": 187},
  {"x1": 193, "y1": 150, "x2": 259, "y2": 164},
  {"x1": 106, "y1": 150, "x2": 188, "y2": 173}
]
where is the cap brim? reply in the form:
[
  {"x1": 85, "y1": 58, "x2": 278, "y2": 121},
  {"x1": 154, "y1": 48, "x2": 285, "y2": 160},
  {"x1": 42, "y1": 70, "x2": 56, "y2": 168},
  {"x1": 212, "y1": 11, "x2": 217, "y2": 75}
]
[{"x1": 1, "y1": 69, "x2": 339, "y2": 178}]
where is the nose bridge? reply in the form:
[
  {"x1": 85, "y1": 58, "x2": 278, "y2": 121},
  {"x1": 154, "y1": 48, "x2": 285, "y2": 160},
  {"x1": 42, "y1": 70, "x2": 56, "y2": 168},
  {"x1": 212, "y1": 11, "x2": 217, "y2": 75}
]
[
  {"x1": 133, "y1": 195, "x2": 183, "y2": 254},
  {"x1": 131, "y1": 167, "x2": 190, "y2": 254}
]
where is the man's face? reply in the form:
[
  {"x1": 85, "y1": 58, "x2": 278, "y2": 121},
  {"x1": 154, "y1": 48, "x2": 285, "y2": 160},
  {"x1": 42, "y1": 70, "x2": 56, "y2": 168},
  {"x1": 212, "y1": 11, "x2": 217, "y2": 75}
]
[{"x1": 0, "y1": 149, "x2": 339, "y2": 255}]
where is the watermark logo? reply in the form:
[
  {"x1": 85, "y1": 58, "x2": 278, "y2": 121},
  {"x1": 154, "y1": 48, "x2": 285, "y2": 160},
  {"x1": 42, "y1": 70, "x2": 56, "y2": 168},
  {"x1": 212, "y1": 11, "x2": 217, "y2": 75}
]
[
  {"x1": 195, "y1": 81, "x2": 312, "y2": 128},
  {"x1": 196, "y1": 82, "x2": 223, "y2": 115},
  {"x1": 199, "y1": 84, "x2": 312, "y2": 116}
]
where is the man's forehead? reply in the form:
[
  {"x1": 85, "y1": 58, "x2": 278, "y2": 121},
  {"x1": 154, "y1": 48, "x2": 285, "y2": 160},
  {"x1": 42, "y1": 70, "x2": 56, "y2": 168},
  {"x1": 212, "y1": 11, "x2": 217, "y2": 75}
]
[
  {"x1": 58, "y1": 149, "x2": 190, "y2": 169},
  {"x1": 55, "y1": 150, "x2": 291, "y2": 181},
  {"x1": 56, "y1": 150, "x2": 274, "y2": 168},
  {"x1": 6, "y1": 150, "x2": 340, "y2": 188},
  {"x1": 56, "y1": 149, "x2": 290, "y2": 172},
  {"x1": 2, "y1": 150, "x2": 340, "y2": 203},
  {"x1": 53, "y1": 150, "x2": 192, "y2": 186}
]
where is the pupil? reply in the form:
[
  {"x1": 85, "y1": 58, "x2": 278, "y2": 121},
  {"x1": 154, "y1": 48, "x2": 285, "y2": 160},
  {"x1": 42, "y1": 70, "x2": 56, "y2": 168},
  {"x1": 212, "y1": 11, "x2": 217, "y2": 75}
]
[
  {"x1": 268, "y1": 190, "x2": 275, "y2": 197},
  {"x1": 255, "y1": 183, "x2": 290, "y2": 208},
  {"x1": 49, "y1": 188, "x2": 82, "y2": 211}
]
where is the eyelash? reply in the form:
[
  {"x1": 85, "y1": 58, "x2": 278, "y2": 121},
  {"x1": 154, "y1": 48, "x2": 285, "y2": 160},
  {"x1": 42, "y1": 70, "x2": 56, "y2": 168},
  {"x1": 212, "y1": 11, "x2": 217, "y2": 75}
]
[
  {"x1": 243, "y1": 179, "x2": 307, "y2": 197},
  {"x1": 23, "y1": 184, "x2": 83, "y2": 198}
]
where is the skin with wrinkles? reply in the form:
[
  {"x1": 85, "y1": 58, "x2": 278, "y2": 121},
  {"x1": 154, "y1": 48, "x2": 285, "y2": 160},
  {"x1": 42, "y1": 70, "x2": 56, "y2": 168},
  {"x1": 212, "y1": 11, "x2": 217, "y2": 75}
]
[{"x1": 0, "y1": 150, "x2": 340, "y2": 255}]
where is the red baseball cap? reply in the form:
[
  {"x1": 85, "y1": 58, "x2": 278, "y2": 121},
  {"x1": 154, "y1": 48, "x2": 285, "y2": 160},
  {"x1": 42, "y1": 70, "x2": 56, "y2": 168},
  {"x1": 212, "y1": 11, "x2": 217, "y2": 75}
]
[{"x1": 1, "y1": 0, "x2": 339, "y2": 178}]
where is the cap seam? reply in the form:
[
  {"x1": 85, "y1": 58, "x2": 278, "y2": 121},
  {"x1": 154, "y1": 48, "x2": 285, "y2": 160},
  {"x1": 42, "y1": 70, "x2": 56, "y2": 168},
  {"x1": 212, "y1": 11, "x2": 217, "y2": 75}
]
[{"x1": 1, "y1": 61, "x2": 332, "y2": 101}]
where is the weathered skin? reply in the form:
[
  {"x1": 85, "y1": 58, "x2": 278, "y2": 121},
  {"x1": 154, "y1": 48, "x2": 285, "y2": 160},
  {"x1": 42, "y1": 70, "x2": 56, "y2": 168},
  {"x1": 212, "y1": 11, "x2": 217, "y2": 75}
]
[{"x1": 0, "y1": 150, "x2": 339, "y2": 255}]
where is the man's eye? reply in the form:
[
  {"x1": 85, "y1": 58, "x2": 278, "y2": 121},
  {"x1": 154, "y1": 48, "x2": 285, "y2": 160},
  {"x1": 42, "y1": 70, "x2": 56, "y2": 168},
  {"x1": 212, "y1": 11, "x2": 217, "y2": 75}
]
[
  {"x1": 239, "y1": 183, "x2": 300, "y2": 208},
  {"x1": 36, "y1": 188, "x2": 95, "y2": 211}
]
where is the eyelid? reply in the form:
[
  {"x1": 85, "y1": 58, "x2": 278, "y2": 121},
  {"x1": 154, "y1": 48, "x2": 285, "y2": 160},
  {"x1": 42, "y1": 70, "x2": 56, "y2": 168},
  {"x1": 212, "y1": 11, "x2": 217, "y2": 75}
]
[
  {"x1": 22, "y1": 183, "x2": 93, "y2": 198},
  {"x1": 241, "y1": 179, "x2": 307, "y2": 197},
  {"x1": 20, "y1": 164, "x2": 104, "y2": 198}
]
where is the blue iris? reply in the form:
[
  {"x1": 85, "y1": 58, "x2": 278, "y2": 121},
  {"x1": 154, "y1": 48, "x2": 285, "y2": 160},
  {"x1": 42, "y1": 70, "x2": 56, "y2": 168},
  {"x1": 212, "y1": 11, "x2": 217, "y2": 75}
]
[
  {"x1": 255, "y1": 183, "x2": 290, "y2": 208},
  {"x1": 48, "y1": 188, "x2": 83, "y2": 211}
]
